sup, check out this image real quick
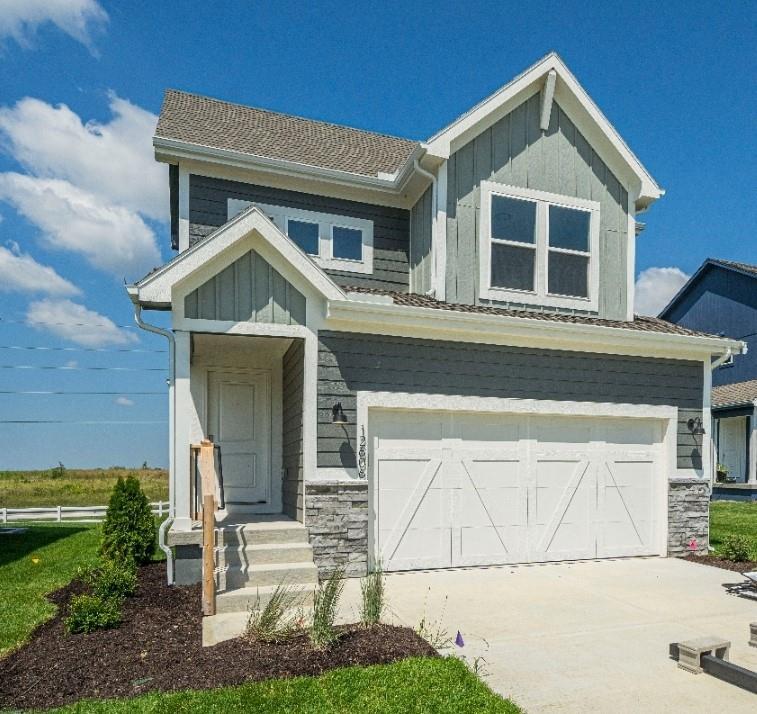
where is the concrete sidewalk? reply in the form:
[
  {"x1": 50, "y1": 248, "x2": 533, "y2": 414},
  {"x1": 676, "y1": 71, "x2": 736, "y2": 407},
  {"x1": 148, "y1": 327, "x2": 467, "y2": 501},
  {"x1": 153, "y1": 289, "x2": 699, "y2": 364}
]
[{"x1": 340, "y1": 558, "x2": 757, "y2": 713}]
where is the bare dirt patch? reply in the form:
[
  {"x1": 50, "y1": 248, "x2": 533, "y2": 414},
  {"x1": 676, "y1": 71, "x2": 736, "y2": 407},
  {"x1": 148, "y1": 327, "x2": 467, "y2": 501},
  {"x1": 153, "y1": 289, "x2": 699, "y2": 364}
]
[{"x1": 0, "y1": 563, "x2": 435, "y2": 711}]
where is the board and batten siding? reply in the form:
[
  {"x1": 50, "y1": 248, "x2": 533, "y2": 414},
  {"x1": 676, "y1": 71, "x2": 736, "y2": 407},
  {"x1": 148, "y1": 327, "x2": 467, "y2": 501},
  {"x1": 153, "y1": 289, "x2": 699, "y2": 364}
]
[
  {"x1": 184, "y1": 249, "x2": 306, "y2": 325},
  {"x1": 409, "y1": 185, "x2": 433, "y2": 295},
  {"x1": 188, "y1": 174, "x2": 411, "y2": 292},
  {"x1": 317, "y1": 331, "x2": 704, "y2": 471},
  {"x1": 282, "y1": 339, "x2": 305, "y2": 521},
  {"x1": 446, "y1": 93, "x2": 630, "y2": 320}
]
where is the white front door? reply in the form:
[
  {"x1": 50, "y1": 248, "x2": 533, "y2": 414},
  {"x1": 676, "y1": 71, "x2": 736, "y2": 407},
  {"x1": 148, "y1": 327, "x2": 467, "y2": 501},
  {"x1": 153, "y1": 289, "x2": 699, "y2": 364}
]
[
  {"x1": 718, "y1": 416, "x2": 747, "y2": 481},
  {"x1": 372, "y1": 409, "x2": 663, "y2": 572},
  {"x1": 207, "y1": 370, "x2": 272, "y2": 510}
]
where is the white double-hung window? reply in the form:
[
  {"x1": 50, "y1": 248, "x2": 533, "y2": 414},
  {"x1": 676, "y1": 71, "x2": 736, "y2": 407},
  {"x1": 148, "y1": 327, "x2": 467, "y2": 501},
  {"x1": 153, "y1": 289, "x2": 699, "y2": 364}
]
[
  {"x1": 228, "y1": 198, "x2": 374, "y2": 274},
  {"x1": 479, "y1": 181, "x2": 600, "y2": 310}
]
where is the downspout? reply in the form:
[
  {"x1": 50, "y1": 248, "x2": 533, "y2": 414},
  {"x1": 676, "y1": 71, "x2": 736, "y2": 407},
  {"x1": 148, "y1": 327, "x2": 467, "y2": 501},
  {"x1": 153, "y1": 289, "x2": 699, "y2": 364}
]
[
  {"x1": 413, "y1": 159, "x2": 437, "y2": 297},
  {"x1": 132, "y1": 301, "x2": 176, "y2": 584},
  {"x1": 711, "y1": 348, "x2": 733, "y2": 370}
]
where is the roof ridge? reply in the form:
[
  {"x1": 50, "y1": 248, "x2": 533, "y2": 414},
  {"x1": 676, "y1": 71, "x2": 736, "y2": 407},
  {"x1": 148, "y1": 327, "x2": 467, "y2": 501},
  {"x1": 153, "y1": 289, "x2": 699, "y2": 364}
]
[{"x1": 160, "y1": 88, "x2": 419, "y2": 146}]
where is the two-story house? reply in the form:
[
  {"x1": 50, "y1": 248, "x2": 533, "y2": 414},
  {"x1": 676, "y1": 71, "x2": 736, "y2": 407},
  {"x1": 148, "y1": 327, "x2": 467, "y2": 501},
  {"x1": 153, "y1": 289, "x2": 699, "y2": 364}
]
[
  {"x1": 127, "y1": 53, "x2": 742, "y2": 630},
  {"x1": 661, "y1": 259, "x2": 757, "y2": 498}
]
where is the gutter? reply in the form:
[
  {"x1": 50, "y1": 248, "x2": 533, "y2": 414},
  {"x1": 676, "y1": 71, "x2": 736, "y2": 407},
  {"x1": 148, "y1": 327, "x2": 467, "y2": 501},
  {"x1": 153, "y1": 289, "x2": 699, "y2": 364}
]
[{"x1": 131, "y1": 299, "x2": 176, "y2": 585}]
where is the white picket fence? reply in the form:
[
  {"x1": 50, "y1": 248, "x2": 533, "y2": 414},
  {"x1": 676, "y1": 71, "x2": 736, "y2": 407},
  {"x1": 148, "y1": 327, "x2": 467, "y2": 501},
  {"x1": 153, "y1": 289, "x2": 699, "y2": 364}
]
[{"x1": 0, "y1": 501, "x2": 169, "y2": 523}]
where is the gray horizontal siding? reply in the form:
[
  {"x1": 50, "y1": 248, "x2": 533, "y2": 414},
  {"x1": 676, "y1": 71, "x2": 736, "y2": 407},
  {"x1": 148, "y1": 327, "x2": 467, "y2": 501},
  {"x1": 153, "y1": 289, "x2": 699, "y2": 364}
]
[
  {"x1": 282, "y1": 340, "x2": 305, "y2": 521},
  {"x1": 184, "y1": 249, "x2": 305, "y2": 325},
  {"x1": 409, "y1": 185, "x2": 433, "y2": 295},
  {"x1": 317, "y1": 331, "x2": 703, "y2": 471},
  {"x1": 446, "y1": 93, "x2": 629, "y2": 320},
  {"x1": 189, "y1": 174, "x2": 410, "y2": 292}
]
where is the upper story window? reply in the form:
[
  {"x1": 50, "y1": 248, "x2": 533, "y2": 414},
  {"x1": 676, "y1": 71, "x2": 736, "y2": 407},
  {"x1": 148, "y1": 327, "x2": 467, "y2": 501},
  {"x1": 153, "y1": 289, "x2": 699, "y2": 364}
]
[
  {"x1": 479, "y1": 181, "x2": 600, "y2": 311},
  {"x1": 228, "y1": 198, "x2": 373, "y2": 274}
]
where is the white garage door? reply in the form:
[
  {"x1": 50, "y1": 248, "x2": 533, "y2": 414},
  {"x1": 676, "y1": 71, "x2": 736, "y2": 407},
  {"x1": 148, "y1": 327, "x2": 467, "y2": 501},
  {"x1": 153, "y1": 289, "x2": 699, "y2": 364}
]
[{"x1": 372, "y1": 409, "x2": 664, "y2": 571}]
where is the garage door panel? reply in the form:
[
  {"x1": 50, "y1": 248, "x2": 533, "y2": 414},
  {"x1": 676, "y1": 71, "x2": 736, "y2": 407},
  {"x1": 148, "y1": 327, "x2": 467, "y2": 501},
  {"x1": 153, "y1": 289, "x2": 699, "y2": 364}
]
[
  {"x1": 458, "y1": 526, "x2": 521, "y2": 565},
  {"x1": 382, "y1": 526, "x2": 450, "y2": 570}
]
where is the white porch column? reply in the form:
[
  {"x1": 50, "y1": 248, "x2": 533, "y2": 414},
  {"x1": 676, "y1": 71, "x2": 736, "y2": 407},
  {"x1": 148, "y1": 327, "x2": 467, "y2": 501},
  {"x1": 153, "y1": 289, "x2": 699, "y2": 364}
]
[
  {"x1": 173, "y1": 330, "x2": 193, "y2": 530},
  {"x1": 749, "y1": 406, "x2": 757, "y2": 484},
  {"x1": 702, "y1": 361, "x2": 712, "y2": 483}
]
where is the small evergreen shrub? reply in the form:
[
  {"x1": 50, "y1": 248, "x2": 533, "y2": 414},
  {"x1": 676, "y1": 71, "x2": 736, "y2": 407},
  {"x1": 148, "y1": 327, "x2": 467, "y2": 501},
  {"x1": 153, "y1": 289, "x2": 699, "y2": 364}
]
[
  {"x1": 65, "y1": 594, "x2": 122, "y2": 634},
  {"x1": 101, "y1": 475, "x2": 155, "y2": 564},
  {"x1": 88, "y1": 557, "x2": 137, "y2": 600},
  {"x1": 360, "y1": 565, "x2": 385, "y2": 626},
  {"x1": 310, "y1": 568, "x2": 344, "y2": 649},
  {"x1": 721, "y1": 535, "x2": 753, "y2": 563},
  {"x1": 245, "y1": 581, "x2": 304, "y2": 643}
]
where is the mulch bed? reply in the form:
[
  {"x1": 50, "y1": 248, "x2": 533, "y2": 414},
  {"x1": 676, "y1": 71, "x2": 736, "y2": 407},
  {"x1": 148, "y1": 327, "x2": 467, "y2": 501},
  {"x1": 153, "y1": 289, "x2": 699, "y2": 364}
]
[
  {"x1": 682, "y1": 554, "x2": 757, "y2": 573},
  {"x1": 0, "y1": 563, "x2": 436, "y2": 711}
]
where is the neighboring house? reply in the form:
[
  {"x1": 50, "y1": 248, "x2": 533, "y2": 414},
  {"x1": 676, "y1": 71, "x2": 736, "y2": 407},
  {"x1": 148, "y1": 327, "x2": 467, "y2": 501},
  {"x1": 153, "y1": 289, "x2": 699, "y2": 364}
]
[
  {"x1": 127, "y1": 53, "x2": 742, "y2": 619},
  {"x1": 660, "y1": 259, "x2": 757, "y2": 496}
]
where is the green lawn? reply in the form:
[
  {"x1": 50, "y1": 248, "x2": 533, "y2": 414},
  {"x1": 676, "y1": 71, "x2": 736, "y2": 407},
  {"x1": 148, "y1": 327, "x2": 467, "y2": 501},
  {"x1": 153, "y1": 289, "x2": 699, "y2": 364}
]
[
  {"x1": 710, "y1": 500, "x2": 757, "y2": 557},
  {"x1": 0, "y1": 521, "x2": 100, "y2": 657},
  {"x1": 0, "y1": 468, "x2": 168, "y2": 507},
  {"x1": 50, "y1": 657, "x2": 520, "y2": 713}
]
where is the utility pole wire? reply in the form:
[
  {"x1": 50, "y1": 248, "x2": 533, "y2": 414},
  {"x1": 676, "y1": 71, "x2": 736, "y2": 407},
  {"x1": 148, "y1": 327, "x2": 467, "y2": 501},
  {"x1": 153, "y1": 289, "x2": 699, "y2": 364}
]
[
  {"x1": 0, "y1": 420, "x2": 167, "y2": 424},
  {"x1": 0, "y1": 390, "x2": 165, "y2": 395},
  {"x1": 0, "y1": 317, "x2": 142, "y2": 330},
  {"x1": 0, "y1": 365, "x2": 166, "y2": 372},
  {"x1": 0, "y1": 345, "x2": 166, "y2": 354}
]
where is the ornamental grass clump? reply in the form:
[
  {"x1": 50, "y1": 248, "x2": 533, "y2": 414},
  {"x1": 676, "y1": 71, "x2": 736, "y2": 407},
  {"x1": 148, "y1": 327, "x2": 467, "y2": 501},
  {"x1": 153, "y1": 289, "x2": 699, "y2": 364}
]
[
  {"x1": 721, "y1": 534, "x2": 754, "y2": 563},
  {"x1": 310, "y1": 568, "x2": 344, "y2": 649},
  {"x1": 360, "y1": 564, "x2": 385, "y2": 626},
  {"x1": 245, "y1": 581, "x2": 303, "y2": 643},
  {"x1": 101, "y1": 475, "x2": 156, "y2": 564}
]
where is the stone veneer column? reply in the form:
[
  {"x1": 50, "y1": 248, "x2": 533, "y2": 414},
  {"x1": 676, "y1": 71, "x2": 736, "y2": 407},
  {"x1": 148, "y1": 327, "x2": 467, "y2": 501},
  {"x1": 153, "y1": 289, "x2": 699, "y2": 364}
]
[
  {"x1": 668, "y1": 479, "x2": 710, "y2": 556},
  {"x1": 305, "y1": 481, "x2": 369, "y2": 578}
]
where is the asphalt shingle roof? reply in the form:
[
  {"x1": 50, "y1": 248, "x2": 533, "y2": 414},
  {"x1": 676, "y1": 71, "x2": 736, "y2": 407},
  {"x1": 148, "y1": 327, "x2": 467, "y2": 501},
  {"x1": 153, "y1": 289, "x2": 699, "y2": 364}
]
[
  {"x1": 710, "y1": 259, "x2": 757, "y2": 278},
  {"x1": 155, "y1": 89, "x2": 419, "y2": 178},
  {"x1": 712, "y1": 379, "x2": 757, "y2": 408}
]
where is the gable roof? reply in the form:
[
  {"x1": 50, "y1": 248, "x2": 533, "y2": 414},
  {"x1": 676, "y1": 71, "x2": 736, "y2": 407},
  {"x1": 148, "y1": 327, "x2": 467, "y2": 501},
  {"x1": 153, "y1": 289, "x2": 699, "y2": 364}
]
[
  {"x1": 422, "y1": 52, "x2": 662, "y2": 208},
  {"x1": 712, "y1": 379, "x2": 757, "y2": 409},
  {"x1": 154, "y1": 53, "x2": 661, "y2": 208},
  {"x1": 128, "y1": 205, "x2": 346, "y2": 307},
  {"x1": 659, "y1": 257, "x2": 757, "y2": 319},
  {"x1": 155, "y1": 89, "x2": 420, "y2": 181}
]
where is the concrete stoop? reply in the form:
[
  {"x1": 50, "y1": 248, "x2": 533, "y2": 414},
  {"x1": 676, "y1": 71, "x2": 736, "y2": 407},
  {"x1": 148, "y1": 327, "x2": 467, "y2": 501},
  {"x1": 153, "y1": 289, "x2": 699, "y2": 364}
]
[{"x1": 203, "y1": 517, "x2": 318, "y2": 647}]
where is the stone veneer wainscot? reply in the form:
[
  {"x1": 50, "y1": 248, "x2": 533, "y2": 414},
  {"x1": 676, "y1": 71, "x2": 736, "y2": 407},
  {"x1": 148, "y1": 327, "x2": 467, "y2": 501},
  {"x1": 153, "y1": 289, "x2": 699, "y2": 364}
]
[{"x1": 668, "y1": 479, "x2": 710, "y2": 556}]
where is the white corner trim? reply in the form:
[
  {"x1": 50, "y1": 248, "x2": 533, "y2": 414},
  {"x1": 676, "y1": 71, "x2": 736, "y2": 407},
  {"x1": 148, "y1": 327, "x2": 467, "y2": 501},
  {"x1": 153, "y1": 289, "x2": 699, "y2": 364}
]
[
  {"x1": 478, "y1": 180, "x2": 600, "y2": 311},
  {"x1": 434, "y1": 160, "x2": 448, "y2": 301},
  {"x1": 178, "y1": 164, "x2": 190, "y2": 252},
  {"x1": 626, "y1": 187, "x2": 638, "y2": 322},
  {"x1": 132, "y1": 206, "x2": 346, "y2": 305},
  {"x1": 228, "y1": 199, "x2": 374, "y2": 275},
  {"x1": 540, "y1": 70, "x2": 557, "y2": 131},
  {"x1": 423, "y1": 52, "x2": 663, "y2": 204}
]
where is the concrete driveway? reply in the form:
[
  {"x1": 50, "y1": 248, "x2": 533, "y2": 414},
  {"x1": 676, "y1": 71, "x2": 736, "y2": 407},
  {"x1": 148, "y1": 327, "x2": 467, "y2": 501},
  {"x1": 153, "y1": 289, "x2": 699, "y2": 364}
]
[{"x1": 341, "y1": 558, "x2": 757, "y2": 712}]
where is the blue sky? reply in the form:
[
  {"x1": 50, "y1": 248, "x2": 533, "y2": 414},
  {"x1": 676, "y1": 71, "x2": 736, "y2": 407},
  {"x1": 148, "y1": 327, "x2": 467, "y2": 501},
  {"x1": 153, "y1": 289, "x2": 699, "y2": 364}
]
[{"x1": 0, "y1": 1, "x2": 754, "y2": 469}]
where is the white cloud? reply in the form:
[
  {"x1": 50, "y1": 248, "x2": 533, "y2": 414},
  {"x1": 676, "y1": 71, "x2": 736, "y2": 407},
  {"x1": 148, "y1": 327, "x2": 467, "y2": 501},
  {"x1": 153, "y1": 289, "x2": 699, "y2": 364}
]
[
  {"x1": 0, "y1": 0, "x2": 107, "y2": 53},
  {"x1": 0, "y1": 242, "x2": 80, "y2": 295},
  {"x1": 115, "y1": 396, "x2": 134, "y2": 407},
  {"x1": 0, "y1": 173, "x2": 161, "y2": 279},
  {"x1": 26, "y1": 298, "x2": 138, "y2": 347},
  {"x1": 0, "y1": 94, "x2": 167, "y2": 221},
  {"x1": 634, "y1": 267, "x2": 690, "y2": 316}
]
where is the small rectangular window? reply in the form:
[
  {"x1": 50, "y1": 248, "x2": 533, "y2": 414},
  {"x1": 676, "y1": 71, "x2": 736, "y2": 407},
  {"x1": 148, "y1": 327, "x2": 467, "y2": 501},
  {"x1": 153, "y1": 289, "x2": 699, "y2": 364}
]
[
  {"x1": 548, "y1": 252, "x2": 589, "y2": 297},
  {"x1": 332, "y1": 226, "x2": 363, "y2": 261},
  {"x1": 548, "y1": 205, "x2": 590, "y2": 252},
  {"x1": 491, "y1": 243, "x2": 535, "y2": 291},
  {"x1": 491, "y1": 195, "x2": 536, "y2": 244},
  {"x1": 287, "y1": 219, "x2": 319, "y2": 255}
]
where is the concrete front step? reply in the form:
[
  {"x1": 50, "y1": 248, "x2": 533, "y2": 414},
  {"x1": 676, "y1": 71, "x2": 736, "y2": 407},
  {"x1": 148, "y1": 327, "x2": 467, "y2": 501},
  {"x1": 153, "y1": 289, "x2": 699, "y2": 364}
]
[
  {"x1": 221, "y1": 542, "x2": 315, "y2": 566},
  {"x1": 216, "y1": 521, "x2": 310, "y2": 547},
  {"x1": 222, "y1": 561, "x2": 319, "y2": 589},
  {"x1": 215, "y1": 582, "x2": 315, "y2": 615}
]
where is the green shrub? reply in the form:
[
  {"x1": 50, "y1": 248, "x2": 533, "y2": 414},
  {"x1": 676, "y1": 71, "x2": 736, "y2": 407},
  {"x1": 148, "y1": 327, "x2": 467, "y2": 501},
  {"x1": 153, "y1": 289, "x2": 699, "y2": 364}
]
[
  {"x1": 721, "y1": 534, "x2": 754, "y2": 562},
  {"x1": 360, "y1": 565, "x2": 385, "y2": 626},
  {"x1": 65, "y1": 594, "x2": 121, "y2": 634},
  {"x1": 101, "y1": 475, "x2": 155, "y2": 564},
  {"x1": 88, "y1": 557, "x2": 137, "y2": 600},
  {"x1": 245, "y1": 581, "x2": 304, "y2": 643},
  {"x1": 310, "y1": 568, "x2": 344, "y2": 649}
]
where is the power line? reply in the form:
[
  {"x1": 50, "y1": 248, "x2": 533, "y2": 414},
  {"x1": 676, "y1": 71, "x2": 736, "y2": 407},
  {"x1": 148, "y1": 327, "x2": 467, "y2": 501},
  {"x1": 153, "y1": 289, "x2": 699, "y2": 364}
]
[
  {"x1": 0, "y1": 316, "x2": 142, "y2": 330},
  {"x1": 0, "y1": 364, "x2": 166, "y2": 372},
  {"x1": 0, "y1": 345, "x2": 166, "y2": 354},
  {"x1": 0, "y1": 420, "x2": 167, "y2": 424},
  {"x1": 0, "y1": 390, "x2": 165, "y2": 395}
]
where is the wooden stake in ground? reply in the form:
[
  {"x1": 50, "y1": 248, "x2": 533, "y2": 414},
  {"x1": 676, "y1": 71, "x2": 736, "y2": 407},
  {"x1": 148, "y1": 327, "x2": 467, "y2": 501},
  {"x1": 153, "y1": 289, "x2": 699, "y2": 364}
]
[{"x1": 202, "y1": 493, "x2": 216, "y2": 616}]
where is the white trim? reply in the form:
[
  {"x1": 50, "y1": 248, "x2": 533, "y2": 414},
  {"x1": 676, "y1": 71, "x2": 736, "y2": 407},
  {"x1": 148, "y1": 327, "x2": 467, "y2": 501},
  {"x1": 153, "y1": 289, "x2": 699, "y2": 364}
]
[
  {"x1": 703, "y1": 360, "x2": 713, "y2": 484},
  {"x1": 173, "y1": 331, "x2": 193, "y2": 530},
  {"x1": 435, "y1": 160, "x2": 448, "y2": 300},
  {"x1": 478, "y1": 181, "x2": 600, "y2": 311},
  {"x1": 357, "y1": 391, "x2": 677, "y2": 568},
  {"x1": 626, "y1": 188, "x2": 638, "y2": 321},
  {"x1": 131, "y1": 206, "x2": 346, "y2": 306},
  {"x1": 540, "y1": 70, "x2": 557, "y2": 131},
  {"x1": 423, "y1": 52, "x2": 663, "y2": 206},
  {"x1": 178, "y1": 164, "x2": 190, "y2": 252},
  {"x1": 228, "y1": 199, "x2": 374, "y2": 275}
]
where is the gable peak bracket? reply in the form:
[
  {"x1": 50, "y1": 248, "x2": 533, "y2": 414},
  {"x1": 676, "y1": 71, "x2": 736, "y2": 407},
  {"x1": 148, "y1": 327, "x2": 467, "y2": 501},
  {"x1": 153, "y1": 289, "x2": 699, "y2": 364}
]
[{"x1": 540, "y1": 70, "x2": 557, "y2": 132}]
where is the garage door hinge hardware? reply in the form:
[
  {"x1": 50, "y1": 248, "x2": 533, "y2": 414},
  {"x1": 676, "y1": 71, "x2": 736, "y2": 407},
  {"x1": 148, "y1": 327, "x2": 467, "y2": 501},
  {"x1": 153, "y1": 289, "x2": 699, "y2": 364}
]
[{"x1": 358, "y1": 425, "x2": 367, "y2": 480}]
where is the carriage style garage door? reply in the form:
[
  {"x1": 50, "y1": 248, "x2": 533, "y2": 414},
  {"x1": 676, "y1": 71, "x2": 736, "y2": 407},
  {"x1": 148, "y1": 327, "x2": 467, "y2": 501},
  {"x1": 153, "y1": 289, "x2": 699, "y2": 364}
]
[{"x1": 372, "y1": 409, "x2": 664, "y2": 571}]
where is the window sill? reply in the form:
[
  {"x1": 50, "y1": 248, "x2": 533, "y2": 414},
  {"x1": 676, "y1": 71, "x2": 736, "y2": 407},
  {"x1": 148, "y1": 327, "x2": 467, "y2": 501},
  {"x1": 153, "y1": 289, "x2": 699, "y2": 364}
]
[{"x1": 480, "y1": 286, "x2": 598, "y2": 312}]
